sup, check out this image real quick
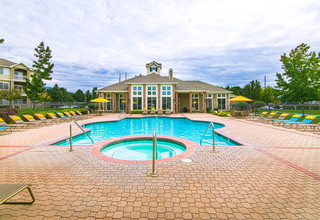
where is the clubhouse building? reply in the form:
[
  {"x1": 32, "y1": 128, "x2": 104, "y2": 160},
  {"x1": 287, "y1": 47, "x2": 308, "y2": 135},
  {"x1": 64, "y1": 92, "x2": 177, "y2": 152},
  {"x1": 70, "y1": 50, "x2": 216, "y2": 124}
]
[{"x1": 97, "y1": 61, "x2": 232, "y2": 113}]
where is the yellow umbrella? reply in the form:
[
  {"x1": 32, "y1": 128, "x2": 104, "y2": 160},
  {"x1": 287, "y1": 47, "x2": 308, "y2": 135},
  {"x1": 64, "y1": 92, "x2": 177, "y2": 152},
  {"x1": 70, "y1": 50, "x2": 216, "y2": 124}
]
[
  {"x1": 91, "y1": 97, "x2": 110, "y2": 111},
  {"x1": 229, "y1": 95, "x2": 253, "y2": 102},
  {"x1": 90, "y1": 97, "x2": 110, "y2": 103}
]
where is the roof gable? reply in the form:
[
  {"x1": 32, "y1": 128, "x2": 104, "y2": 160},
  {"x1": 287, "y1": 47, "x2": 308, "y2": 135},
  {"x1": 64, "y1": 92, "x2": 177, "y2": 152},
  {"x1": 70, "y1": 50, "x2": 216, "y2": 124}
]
[{"x1": 0, "y1": 58, "x2": 17, "y2": 67}]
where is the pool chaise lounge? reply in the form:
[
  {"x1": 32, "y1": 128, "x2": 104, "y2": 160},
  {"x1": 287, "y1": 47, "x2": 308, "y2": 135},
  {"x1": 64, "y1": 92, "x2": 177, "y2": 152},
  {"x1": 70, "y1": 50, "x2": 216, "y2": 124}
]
[
  {"x1": 246, "y1": 112, "x2": 269, "y2": 121},
  {"x1": 259, "y1": 112, "x2": 278, "y2": 123},
  {"x1": 262, "y1": 113, "x2": 288, "y2": 124},
  {"x1": 8, "y1": 115, "x2": 38, "y2": 128},
  {"x1": 0, "y1": 184, "x2": 35, "y2": 205},
  {"x1": 272, "y1": 114, "x2": 303, "y2": 126},
  {"x1": 283, "y1": 115, "x2": 318, "y2": 129},
  {"x1": 22, "y1": 115, "x2": 45, "y2": 127}
]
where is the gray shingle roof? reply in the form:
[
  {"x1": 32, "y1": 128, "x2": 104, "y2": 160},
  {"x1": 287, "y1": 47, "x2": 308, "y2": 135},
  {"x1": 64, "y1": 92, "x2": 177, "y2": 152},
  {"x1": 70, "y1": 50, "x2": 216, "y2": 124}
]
[
  {"x1": 0, "y1": 58, "x2": 17, "y2": 67},
  {"x1": 98, "y1": 73, "x2": 231, "y2": 93}
]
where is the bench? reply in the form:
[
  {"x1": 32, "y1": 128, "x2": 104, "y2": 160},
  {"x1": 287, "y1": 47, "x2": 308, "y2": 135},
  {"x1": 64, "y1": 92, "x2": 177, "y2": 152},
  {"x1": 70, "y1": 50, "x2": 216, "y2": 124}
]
[{"x1": 0, "y1": 184, "x2": 35, "y2": 204}]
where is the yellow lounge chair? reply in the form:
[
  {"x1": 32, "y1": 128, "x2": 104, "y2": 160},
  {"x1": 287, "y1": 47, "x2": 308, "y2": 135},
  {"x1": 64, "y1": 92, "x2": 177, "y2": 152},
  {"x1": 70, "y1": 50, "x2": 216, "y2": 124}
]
[
  {"x1": 158, "y1": 108, "x2": 163, "y2": 115},
  {"x1": 9, "y1": 115, "x2": 37, "y2": 128},
  {"x1": 22, "y1": 115, "x2": 44, "y2": 127},
  {"x1": 143, "y1": 108, "x2": 148, "y2": 115},
  {"x1": 34, "y1": 114, "x2": 57, "y2": 124}
]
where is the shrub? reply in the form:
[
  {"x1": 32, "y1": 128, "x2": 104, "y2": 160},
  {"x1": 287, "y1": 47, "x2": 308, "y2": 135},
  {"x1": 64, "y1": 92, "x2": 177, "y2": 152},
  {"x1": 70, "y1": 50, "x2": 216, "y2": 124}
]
[
  {"x1": 0, "y1": 108, "x2": 19, "y2": 123},
  {"x1": 253, "y1": 101, "x2": 266, "y2": 111},
  {"x1": 213, "y1": 108, "x2": 219, "y2": 111},
  {"x1": 130, "y1": 110, "x2": 143, "y2": 114},
  {"x1": 235, "y1": 102, "x2": 249, "y2": 111},
  {"x1": 218, "y1": 111, "x2": 229, "y2": 117},
  {"x1": 78, "y1": 108, "x2": 88, "y2": 114},
  {"x1": 212, "y1": 111, "x2": 219, "y2": 115}
]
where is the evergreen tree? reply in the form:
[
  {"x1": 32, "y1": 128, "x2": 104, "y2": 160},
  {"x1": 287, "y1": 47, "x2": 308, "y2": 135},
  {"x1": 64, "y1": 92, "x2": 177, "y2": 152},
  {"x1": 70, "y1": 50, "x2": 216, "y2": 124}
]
[
  {"x1": 276, "y1": 43, "x2": 320, "y2": 115},
  {"x1": 74, "y1": 89, "x2": 85, "y2": 102},
  {"x1": 242, "y1": 80, "x2": 262, "y2": 101},
  {"x1": 92, "y1": 87, "x2": 98, "y2": 99},
  {"x1": 24, "y1": 42, "x2": 54, "y2": 109},
  {"x1": 85, "y1": 90, "x2": 92, "y2": 103},
  {"x1": 47, "y1": 84, "x2": 63, "y2": 101}
]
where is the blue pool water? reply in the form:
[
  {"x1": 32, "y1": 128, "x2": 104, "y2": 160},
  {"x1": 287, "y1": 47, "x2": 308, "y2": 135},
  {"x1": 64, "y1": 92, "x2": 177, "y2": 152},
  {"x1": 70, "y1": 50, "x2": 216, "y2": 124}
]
[
  {"x1": 101, "y1": 139, "x2": 185, "y2": 160},
  {"x1": 54, "y1": 117, "x2": 240, "y2": 146}
]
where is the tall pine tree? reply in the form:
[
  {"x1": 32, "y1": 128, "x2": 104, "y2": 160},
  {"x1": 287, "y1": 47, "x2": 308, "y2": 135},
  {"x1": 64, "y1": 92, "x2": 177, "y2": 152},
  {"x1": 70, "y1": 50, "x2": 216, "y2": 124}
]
[{"x1": 24, "y1": 42, "x2": 54, "y2": 109}]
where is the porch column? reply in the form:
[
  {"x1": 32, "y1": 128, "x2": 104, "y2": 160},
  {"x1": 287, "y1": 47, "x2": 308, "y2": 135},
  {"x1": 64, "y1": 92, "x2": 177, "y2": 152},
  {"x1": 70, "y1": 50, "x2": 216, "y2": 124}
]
[
  {"x1": 158, "y1": 84, "x2": 161, "y2": 110},
  {"x1": 128, "y1": 85, "x2": 131, "y2": 113},
  {"x1": 98, "y1": 93, "x2": 101, "y2": 110},
  {"x1": 203, "y1": 92, "x2": 207, "y2": 113},
  {"x1": 143, "y1": 84, "x2": 146, "y2": 109},
  {"x1": 112, "y1": 92, "x2": 115, "y2": 113},
  {"x1": 189, "y1": 92, "x2": 192, "y2": 113},
  {"x1": 126, "y1": 92, "x2": 129, "y2": 114},
  {"x1": 172, "y1": 84, "x2": 176, "y2": 113},
  {"x1": 175, "y1": 92, "x2": 179, "y2": 113}
]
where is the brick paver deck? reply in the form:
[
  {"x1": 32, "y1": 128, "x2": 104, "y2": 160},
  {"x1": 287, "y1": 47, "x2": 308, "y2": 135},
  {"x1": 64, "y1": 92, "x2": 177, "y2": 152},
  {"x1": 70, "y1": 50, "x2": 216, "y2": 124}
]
[{"x1": 0, "y1": 113, "x2": 319, "y2": 219}]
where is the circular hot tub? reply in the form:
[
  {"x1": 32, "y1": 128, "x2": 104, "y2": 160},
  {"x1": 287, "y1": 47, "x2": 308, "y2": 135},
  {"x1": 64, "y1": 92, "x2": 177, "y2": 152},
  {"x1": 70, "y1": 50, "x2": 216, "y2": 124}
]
[{"x1": 101, "y1": 139, "x2": 185, "y2": 161}]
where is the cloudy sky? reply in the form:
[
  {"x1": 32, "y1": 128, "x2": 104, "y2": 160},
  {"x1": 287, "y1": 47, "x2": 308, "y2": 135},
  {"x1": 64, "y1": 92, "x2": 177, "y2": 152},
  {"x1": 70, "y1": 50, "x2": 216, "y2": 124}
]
[{"x1": 1, "y1": 0, "x2": 320, "y2": 92}]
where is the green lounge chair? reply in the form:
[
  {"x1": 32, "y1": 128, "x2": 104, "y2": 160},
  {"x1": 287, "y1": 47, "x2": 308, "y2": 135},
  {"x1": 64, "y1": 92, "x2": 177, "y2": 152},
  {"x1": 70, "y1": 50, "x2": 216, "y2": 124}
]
[{"x1": 0, "y1": 184, "x2": 35, "y2": 204}]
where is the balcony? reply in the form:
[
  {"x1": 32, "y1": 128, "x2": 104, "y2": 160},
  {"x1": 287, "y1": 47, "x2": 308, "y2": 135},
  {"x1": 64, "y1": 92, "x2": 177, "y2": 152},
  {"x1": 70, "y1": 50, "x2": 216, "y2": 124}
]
[{"x1": 13, "y1": 75, "x2": 28, "y2": 81}]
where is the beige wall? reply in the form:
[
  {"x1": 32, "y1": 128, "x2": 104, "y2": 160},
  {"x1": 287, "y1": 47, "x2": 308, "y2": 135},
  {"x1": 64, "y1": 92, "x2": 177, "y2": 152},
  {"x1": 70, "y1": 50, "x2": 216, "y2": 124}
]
[{"x1": 212, "y1": 94, "x2": 218, "y2": 109}]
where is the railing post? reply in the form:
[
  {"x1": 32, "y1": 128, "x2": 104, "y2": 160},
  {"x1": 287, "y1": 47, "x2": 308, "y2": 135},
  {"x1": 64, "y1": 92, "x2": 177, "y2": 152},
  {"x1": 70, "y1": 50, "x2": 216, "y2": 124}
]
[
  {"x1": 69, "y1": 121, "x2": 73, "y2": 152},
  {"x1": 212, "y1": 123, "x2": 215, "y2": 151},
  {"x1": 150, "y1": 130, "x2": 157, "y2": 176}
]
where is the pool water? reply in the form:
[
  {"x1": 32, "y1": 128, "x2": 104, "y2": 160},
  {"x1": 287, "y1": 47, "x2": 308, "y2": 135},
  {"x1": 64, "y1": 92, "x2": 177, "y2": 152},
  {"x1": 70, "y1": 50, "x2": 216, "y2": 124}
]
[
  {"x1": 54, "y1": 117, "x2": 240, "y2": 146},
  {"x1": 101, "y1": 139, "x2": 185, "y2": 161}
]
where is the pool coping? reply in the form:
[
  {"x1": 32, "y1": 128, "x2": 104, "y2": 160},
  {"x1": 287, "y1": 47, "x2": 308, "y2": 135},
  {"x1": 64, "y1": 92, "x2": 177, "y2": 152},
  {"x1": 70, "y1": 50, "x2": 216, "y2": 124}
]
[{"x1": 91, "y1": 135, "x2": 197, "y2": 164}]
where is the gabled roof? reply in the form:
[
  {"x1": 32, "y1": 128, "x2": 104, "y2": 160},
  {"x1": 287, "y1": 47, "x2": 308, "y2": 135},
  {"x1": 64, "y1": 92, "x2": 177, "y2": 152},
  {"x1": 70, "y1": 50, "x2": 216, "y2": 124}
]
[
  {"x1": 98, "y1": 73, "x2": 231, "y2": 93},
  {"x1": 176, "y1": 81, "x2": 232, "y2": 93},
  {"x1": 0, "y1": 58, "x2": 17, "y2": 67},
  {"x1": 146, "y1": 61, "x2": 162, "y2": 69}
]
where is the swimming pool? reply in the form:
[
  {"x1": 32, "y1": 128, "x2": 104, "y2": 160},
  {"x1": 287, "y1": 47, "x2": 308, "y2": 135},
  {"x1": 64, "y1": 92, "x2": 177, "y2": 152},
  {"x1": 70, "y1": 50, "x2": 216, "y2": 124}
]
[{"x1": 54, "y1": 117, "x2": 240, "y2": 146}]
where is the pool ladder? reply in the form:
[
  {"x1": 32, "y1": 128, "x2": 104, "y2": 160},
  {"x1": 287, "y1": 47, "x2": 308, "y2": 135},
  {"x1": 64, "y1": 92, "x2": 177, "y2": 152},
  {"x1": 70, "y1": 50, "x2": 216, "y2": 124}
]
[
  {"x1": 200, "y1": 122, "x2": 215, "y2": 151},
  {"x1": 69, "y1": 120, "x2": 94, "y2": 152},
  {"x1": 119, "y1": 111, "x2": 126, "y2": 119},
  {"x1": 150, "y1": 130, "x2": 157, "y2": 176}
]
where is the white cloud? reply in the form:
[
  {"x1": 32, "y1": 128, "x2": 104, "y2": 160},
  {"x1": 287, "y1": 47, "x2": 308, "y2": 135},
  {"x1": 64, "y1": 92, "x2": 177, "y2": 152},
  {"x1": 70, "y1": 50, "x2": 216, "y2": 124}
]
[{"x1": 0, "y1": 0, "x2": 320, "y2": 91}]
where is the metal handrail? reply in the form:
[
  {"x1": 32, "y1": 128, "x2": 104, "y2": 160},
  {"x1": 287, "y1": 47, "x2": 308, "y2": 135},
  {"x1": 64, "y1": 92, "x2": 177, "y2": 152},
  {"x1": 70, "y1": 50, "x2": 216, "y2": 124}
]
[
  {"x1": 119, "y1": 111, "x2": 126, "y2": 118},
  {"x1": 69, "y1": 120, "x2": 94, "y2": 152},
  {"x1": 150, "y1": 130, "x2": 157, "y2": 175},
  {"x1": 200, "y1": 122, "x2": 215, "y2": 151}
]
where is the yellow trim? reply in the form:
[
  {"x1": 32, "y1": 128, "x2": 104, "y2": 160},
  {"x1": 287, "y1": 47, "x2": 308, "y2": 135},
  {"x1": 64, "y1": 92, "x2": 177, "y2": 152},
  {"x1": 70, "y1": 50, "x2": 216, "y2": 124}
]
[
  {"x1": 11, "y1": 116, "x2": 21, "y2": 121},
  {"x1": 24, "y1": 115, "x2": 33, "y2": 119},
  {"x1": 261, "y1": 112, "x2": 268, "y2": 115},
  {"x1": 270, "y1": 112, "x2": 277, "y2": 116},
  {"x1": 280, "y1": 113, "x2": 289, "y2": 117},
  {"x1": 58, "y1": 113, "x2": 63, "y2": 116},
  {"x1": 48, "y1": 113, "x2": 55, "y2": 117},
  {"x1": 305, "y1": 116, "x2": 316, "y2": 119},
  {"x1": 292, "y1": 114, "x2": 302, "y2": 118},
  {"x1": 35, "y1": 114, "x2": 45, "y2": 118}
]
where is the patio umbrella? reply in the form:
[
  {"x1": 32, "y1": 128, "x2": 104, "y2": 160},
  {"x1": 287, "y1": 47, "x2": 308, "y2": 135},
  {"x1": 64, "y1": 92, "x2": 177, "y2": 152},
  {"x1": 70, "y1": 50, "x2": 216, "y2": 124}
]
[
  {"x1": 90, "y1": 97, "x2": 110, "y2": 111},
  {"x1": 229, "y1": 95, "x2": 253, "y2": 102}
]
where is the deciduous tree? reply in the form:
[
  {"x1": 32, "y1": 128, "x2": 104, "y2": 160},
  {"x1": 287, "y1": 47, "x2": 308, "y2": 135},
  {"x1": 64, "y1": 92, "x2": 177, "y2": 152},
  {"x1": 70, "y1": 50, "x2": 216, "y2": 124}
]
[{"x1": 276, "y1": 43, "x2": 320, "y2": 115}]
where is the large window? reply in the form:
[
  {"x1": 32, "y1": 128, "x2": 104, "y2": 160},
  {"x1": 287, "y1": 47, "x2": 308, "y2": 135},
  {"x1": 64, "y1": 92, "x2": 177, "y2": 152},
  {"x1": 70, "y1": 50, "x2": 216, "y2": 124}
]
[
  {"x1": 217, "y1": 94, "x2": 226, "y2": 110},
  {"x1": 119, "y1": 94, "x2": 126, "y2": 111},
  {"x1": 206, "y1": 94, "x2": 213, "y2": 110},
  {"x1": 192, "y1": 93, "x2": 199, "y2": 111},
  {"x1": 161, "y1": 86, "x2": 172, "y2": 110},
  {"x1": 0, "y1": 82, "x2": 9, "y2": 90},
  {"x1": 132, "y1": 97, "x2": 142, "y2": 110},
  {"x1": 146, "y1": 86, "x2": 157, "y2": 109},
  {"x1": 132, "y1": 86, "x2": 143, "y2": 110},
  {"x1": 0, "y1": 67, "x2": 10, "y2": 75}
]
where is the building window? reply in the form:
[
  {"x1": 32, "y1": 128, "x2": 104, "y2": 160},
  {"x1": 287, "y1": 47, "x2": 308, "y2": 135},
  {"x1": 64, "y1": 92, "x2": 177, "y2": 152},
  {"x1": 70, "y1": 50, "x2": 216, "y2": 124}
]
[
  {"x1": 14, "y1": 70, "x2": 27, "y2": 80},
  {"x1": 119, "y1": 94, "x2": 126, "y2": 111},
  {"x1": 192, "y1": 93, "x2": 199, "y2": 111},
  {"x1": 147, "y1": 97, "x2": 157, "y2": 109},
  {"x1": 146, "y1": 86, "x2": 157, "y2": 109},
  {"x1": 162, "y1": 97, "x2": 171, "y2": 110},
  {"x1": 161, "y1": 86, "x2": 172, "y2": 110},
  {"x1": 217, "y1": 94, "x2": 226, "y2": 110},
  {"x1": 150, "y1": 67, "x2": 157, "y2": 72},
  {"x1": 0, "y1": 67, "x2": 10, "y2": 75},
  {"x1": 132, "y1": 85, "x2": 143, "y2": 110},
  {"x1": 0, "y1": 99, "x2": 9, "y2": 105},
  {"x1": 132, "y1": 97, "x2": 142, "y2": 110},
  {"x1": 0, "y1": 82, "x2": 9, "y2": 90},
  {"x1": 206, "y1": 94, "x2": 213, "y2": 110}
]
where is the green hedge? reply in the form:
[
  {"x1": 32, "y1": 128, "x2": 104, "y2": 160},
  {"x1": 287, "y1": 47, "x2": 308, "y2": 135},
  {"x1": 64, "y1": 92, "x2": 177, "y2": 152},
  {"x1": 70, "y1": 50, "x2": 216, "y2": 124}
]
[{"x1": 218, "y1": 111, "x2": 229, "y2": 117}]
